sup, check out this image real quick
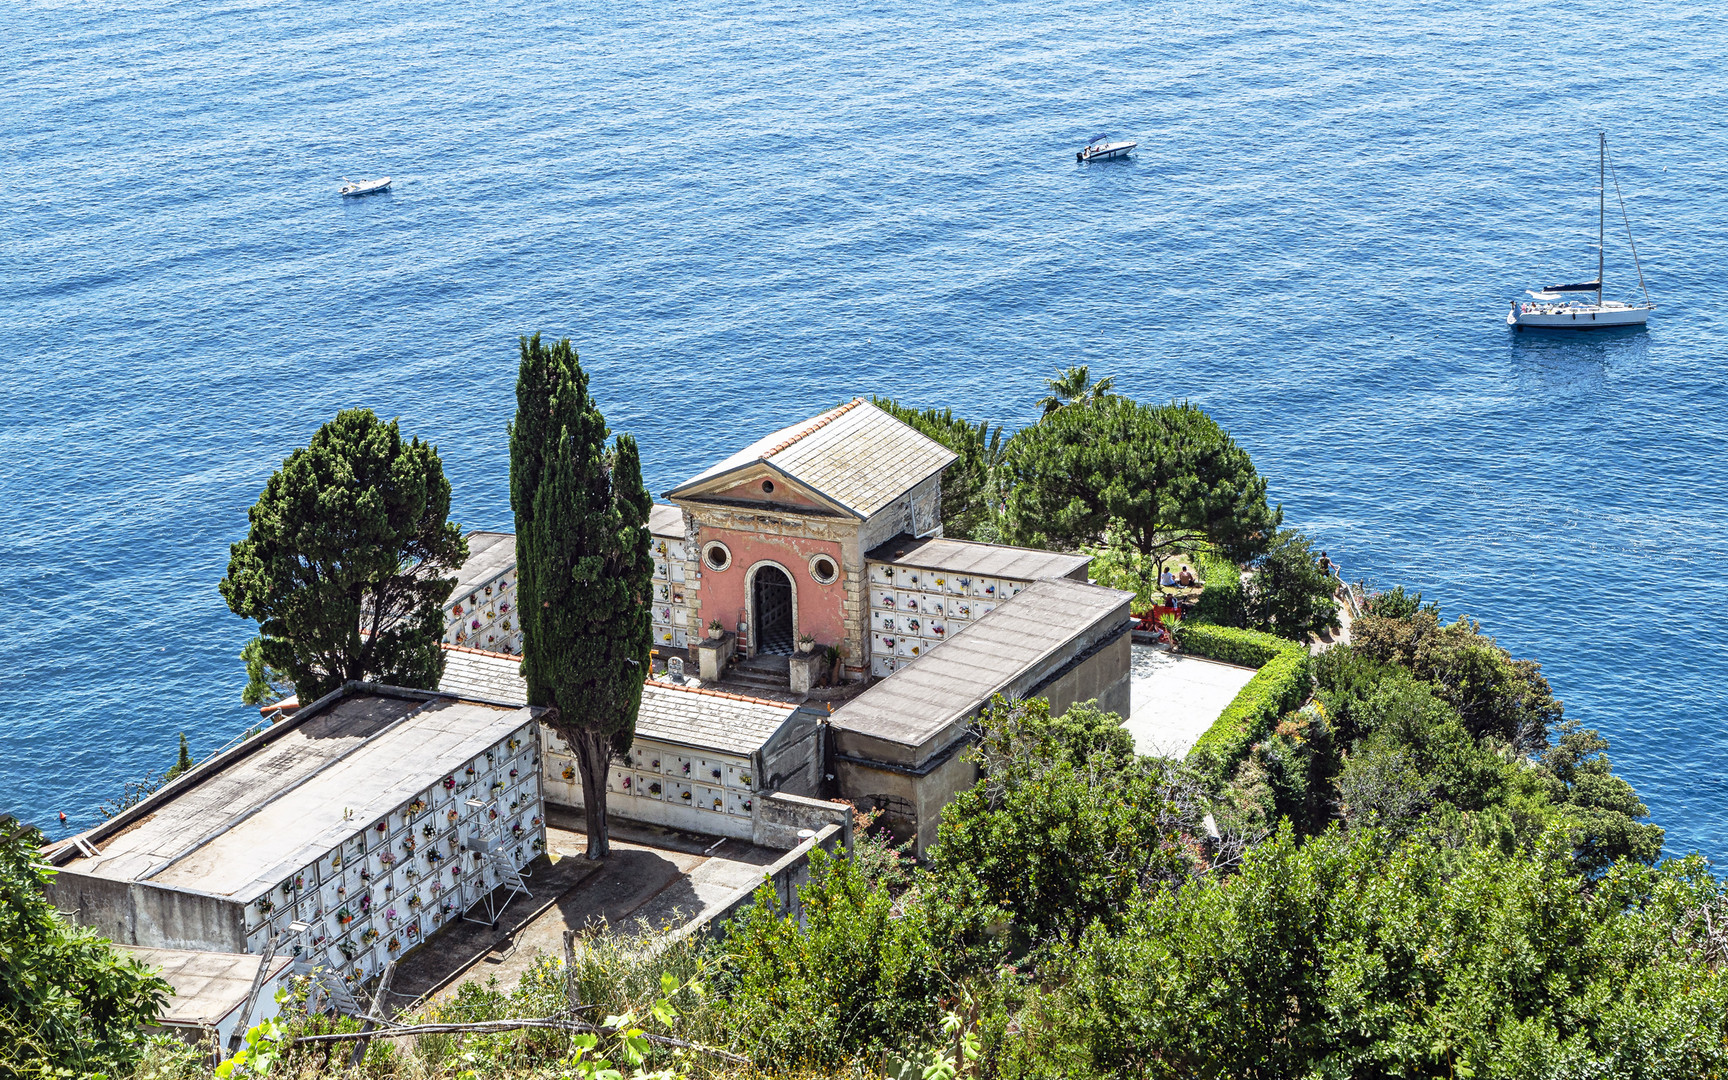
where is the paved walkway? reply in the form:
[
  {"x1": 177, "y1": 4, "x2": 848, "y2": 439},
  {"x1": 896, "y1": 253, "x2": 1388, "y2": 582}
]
[
  {"x1": 1124, "y1": 643, "x2": 1256, "y2": 757},
  {"x1": 385, "y1": 813, "x2": 781, "y2": 1011}
]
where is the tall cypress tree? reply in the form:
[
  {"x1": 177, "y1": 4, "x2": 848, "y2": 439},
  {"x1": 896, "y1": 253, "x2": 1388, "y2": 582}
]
[{"x1": 510, "y1": 334, "x2": 652, "y2": 860}]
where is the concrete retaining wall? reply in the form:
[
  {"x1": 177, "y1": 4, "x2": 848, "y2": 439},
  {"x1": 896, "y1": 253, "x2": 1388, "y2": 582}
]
[
  {"x1": 664, "y1": 821, "x2": 846, "y2": 946},
  {"x1": 751, "y1": 791, "x2": 852, "y2": 850},
  {"x1": 49, "y1": 871, "x2": 245, "y2": 952}
]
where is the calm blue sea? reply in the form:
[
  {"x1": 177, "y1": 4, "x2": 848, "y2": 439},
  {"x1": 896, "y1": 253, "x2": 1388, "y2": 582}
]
[{"x1": 5, "y1": 0, "x2": 1726, "y2": 858}]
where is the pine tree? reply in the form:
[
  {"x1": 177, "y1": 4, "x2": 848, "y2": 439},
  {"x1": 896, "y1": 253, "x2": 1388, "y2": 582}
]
[
  {"x1": 166, "y1": 733, "x2": 193, "y2": 780},
  {"x1": 510, "y1": 334, "x2": 653, "y2": 860},
  {"x1": 220, "y1": 409, "x2": 467, "y2": 704}
]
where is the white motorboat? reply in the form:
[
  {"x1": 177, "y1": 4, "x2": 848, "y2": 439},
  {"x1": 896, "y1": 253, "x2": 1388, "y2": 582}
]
[
  {"x1": 1508, "y1": 134, "x2": 1653, "y2": 331},
  {"x1": 339, "y1": 177, "x2": 392, "y2": 197},
  {"x1": 1077, "y1": 134, "x2": 1136, "y2": 162}
]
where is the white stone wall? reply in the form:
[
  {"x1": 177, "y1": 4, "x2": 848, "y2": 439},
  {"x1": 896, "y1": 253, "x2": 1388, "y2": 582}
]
[
  {"x1": 650, "y1": 534, "x2": 700, "y2": 654},
  {"x1": 865, "y1": 564, "x2": 1030, "y2": 678},
  {"x1": 240, "y1": 720, "x2": 544, "y2": 987},
  {"x1": 541, "y1": 729, "x2": 758, "y2": 841},
  {"x1": 445, "y1": 568, "x2": 522, "y2": 654}
]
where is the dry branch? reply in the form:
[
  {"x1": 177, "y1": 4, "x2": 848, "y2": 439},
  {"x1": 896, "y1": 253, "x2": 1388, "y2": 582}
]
[{"x1": 288, "y1": 1016, "x2": 749, "y2": 1064}]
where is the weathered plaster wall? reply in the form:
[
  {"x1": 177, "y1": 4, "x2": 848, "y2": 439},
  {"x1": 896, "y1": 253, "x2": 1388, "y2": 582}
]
[
  {"x1": 1036, "y1": 631, "x2": 1133, "y2": 719},
  {"x1": 697, "y1": 527, "x2": 848, "y2": 653},
  {"x1": 48, "y1": 872, "x2": 245, "y2": 952},
  {"x1": 708, "y1": 472, "x2": 831, "y2": 511},
  {"x1": 751, "y1": 791, "x2": 853, "y2": 850},
  {"x1": 833, "y1": 746, "x2": 978, "y2": 856},
  {"x1": 759, "y1": 710, "x2": 823, "y2": 796},
  {"x1": 857, "y1": 473, "x2": 944, "y2": 552}
]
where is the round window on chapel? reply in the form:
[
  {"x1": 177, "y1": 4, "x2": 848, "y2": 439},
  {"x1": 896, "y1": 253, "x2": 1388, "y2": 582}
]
[
  {"x1": 761, "y1": 479, "x2": 775, "y2": 494},
  {"x1": 809, "y1": 555, "x2": 839, "y2": 585},
  {"x1": 703, "y1": 542, "x2": 731, "y2": 572}
]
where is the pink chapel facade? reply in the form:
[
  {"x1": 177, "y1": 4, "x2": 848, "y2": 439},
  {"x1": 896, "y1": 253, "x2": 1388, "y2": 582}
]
[{"x1": 656, "y1": 398, "x2": 951, "y2": 680}]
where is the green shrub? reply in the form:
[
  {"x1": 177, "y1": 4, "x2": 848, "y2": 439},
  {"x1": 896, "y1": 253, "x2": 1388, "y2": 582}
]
[
  {"x1": 1172, "y1": 623, "x2": 1291, "y2": 668},
  {"x1": 1175, "y1": 626, "x2": 1311, "y2": 780},
  {"x1": 930, "y1": 699, "x2": 1183, "y2": 948},
  {"x1": 0, "y1": 817, "x2": 169, "y2": 1078},
  {"x1": 1188, "y1": 554, "x2": 1246, "y2": 627},
  {"x1": 716, "y1": 850, "x2": 942, "y2": 1068}
]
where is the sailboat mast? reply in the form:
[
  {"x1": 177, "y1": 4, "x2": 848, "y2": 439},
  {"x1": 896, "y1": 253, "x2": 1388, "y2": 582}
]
[{"x1": 1598, "y1": 132, "x2": 1605, "y2": 306}]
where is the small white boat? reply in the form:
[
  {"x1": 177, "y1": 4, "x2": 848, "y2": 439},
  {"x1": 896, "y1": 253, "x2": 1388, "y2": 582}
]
[
  {"x1": 1508, "y1": 134, "x2": 1653, "y2": 331},
  {"x1": 339, "y1": 177, "x2": 392, "y2": 197},
  {"x1": 1077, "y1": 134, "x2": 1136, "y2": 162}
]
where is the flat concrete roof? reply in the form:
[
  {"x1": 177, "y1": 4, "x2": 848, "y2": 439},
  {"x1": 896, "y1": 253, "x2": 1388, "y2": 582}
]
[
  {"x1": 866, "y1": 534, "x2": 1091, "y2": 582},
  {"x1": 452, "y1": 531, "x2": 516, "y2": 597},
  {"x1": 649, "y1": 504, "x2": 685, "y2": 539},
  {"x1": 439, "y1": 647, "x2": 799, "y2": 757},
  {"x1": 64, "y1": 691, "x2": 531, "y2": 903},
  {"x1": 832, "y1": 577, "x2": 1132, "y2": 763},
  {"x1": 1124, "y1": 644, "x2": 1256, "y2": 757},
  {"x1": 119, "y1": 946, "x2": 292, "y2": 1028}
]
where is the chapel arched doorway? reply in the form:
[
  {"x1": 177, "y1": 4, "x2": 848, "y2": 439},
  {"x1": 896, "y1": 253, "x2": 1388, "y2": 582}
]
[{"x1": 751, "y1": 564, "x2": 795, "y2": 656}]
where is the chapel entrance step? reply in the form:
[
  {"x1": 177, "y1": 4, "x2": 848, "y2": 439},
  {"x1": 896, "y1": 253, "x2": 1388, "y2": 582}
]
[{"x1": 723, "y1": 654, "x2": 792, "y2": 693}]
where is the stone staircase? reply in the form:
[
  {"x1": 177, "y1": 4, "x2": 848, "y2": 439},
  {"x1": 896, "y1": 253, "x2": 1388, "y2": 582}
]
[{"x1": 722, "y1": 654, "x2": 792, "y2": 695}]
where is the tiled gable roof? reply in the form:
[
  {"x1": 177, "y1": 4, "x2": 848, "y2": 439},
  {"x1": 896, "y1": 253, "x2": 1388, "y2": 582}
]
[
  {"x1": 438, "y1": 646, "x2": 798, "y2": 756},
  {"x1": 665, "y1": 400, "x2": 957, "y2": 519}
]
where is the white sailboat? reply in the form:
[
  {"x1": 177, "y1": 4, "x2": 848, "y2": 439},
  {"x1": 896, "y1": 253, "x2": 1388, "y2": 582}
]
[{"x1": 1508, "y1": 134, "x2": 1654, "y2": 331}]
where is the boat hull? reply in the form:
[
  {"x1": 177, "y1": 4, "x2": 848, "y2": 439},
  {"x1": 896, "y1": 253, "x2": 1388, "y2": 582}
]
[
  {"x1": 1078, "y1": 142, "x2": 1136, "y2": 162},
  {"x1": 1508, "y1": 304, "x2": 1651, "y2": 330},
  {"x1": 340, "y1": 178, "x2": 392, "y2": 197}
]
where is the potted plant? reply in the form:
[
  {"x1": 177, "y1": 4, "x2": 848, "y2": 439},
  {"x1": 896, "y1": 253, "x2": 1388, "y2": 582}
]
[
  {"x1": 796, "y1": 633, "x2": 816, "y2": 654},
  {"x1": 707, "y1": 619, "x2": 725, "y2": 641}
]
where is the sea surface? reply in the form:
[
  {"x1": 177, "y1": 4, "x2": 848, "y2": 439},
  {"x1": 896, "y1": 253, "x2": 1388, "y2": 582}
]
[{"x1": 5, "y1": 0, "x2": 1727, "y2": 858}]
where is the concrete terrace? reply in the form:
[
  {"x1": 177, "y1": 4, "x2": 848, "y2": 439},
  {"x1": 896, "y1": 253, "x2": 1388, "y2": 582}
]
[
  {"x1": 388, "y1": 813, "x2": 784, "y2": 1008},
  {"x1": 1125, "y1": 643, "x2": 1256, "y2": 757}
]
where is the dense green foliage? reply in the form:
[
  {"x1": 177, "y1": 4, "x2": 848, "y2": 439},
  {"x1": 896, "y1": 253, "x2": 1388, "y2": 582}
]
[
  {"x1": 1078, "y1": 524, "x2": 1165, "y2": 609},
  {"x1": 719, "y1": 851, "x2": 943, "y2": 1068},
  {"x1": 1040, "y1": 825, "x2": 1728, "y2": 1079},
  {"x1": 871, "y1": 397, "x2": 1007, "y2": 541},
  {"x1": 1004, "y1": 396, "x2": 1280, "y2": 566},
  {"x1": 1243, "y1": 527, "x2": 1341, "y2": 641},
  {"x1": 238, "y1": 636, "x2": 294, "y2": 707},
  {"x1": 1174, "y1": 624, "x2": 1313, "y2": 778},
  {"x1": 1186, "y1": 552, "x2": 1246, "y2": 626},
  {"x1": 926, "y1": 699, "x2": 1182, "y2": 948},
  {"x1": 220, "y1": 409, "x2": 467, "y2": 704},
  {"x1": 511, "y1": 335, "x2": 653, "y2": 859},
  {"x1": 1171, "y1": 621, "x2": 1294, "y2": 668},
  {"x1": 1351, "y1": 606, "x2": 1563, "y2": 751},
  {"x1": 1, "y1": 818, "x2": 168, "y2": 1079},
  {"x1": 1305, "y1": 606, "x2": 1662, "y2": 870}
]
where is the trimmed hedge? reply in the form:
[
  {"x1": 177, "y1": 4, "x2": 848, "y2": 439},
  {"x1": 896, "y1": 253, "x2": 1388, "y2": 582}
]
[
  {"x1": 1188, "y1": 554, "x2": 1246, "y2": 628},
  {"x1": 1175, "y1": 624, "x2": 1312, "y2": 779}
]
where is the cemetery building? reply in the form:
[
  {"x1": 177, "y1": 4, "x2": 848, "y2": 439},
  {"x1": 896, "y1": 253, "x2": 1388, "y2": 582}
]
[
  {"x1": 437, "y1": 398, "x2": 1136, "y2": 853},
  {"x1": 438, "y1": 646, "x2": 839, "y2": 846},
  {"x1": 47, "y1": 685, "x2": 546, "y2": 989}
]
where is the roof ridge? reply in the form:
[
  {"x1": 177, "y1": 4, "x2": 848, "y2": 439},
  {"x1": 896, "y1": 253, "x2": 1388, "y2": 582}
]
[
  {"x1": 761, "y1": 397, "x2": 865, "y2": 460},
  {"x1": 442, "y1": 644, "x2": 793, "y2": 710},
  {"x1": 649, "y1": 678, "x2": 795, "y2": 710},
  {"x1": 442, "y1": 643, "x2": 521, "y2": 660}
]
